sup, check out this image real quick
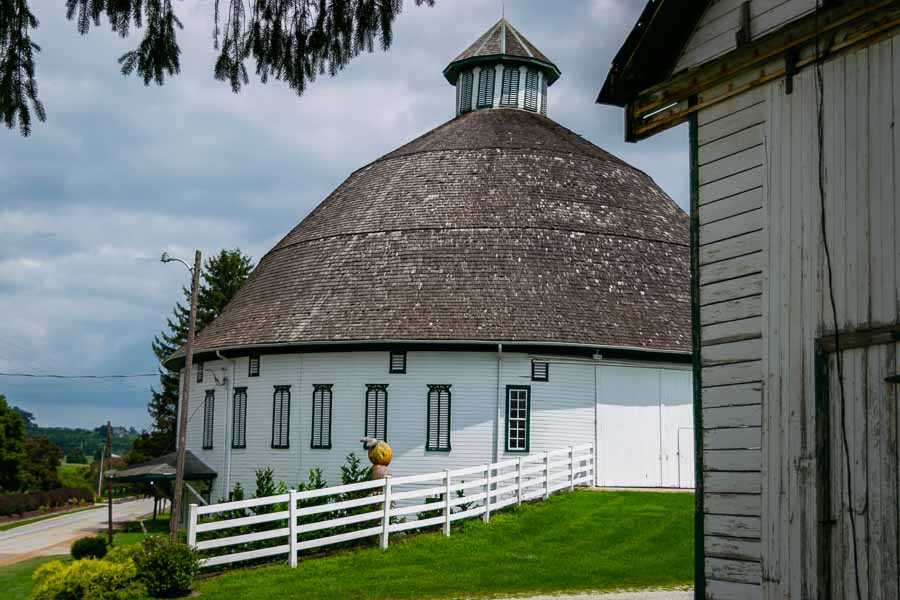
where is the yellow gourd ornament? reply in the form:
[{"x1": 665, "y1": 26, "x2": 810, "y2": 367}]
[{"x1": 360, "y1": 437, "x2": 392, "y2": 480}]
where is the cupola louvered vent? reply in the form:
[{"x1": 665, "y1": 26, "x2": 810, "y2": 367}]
[
  {"x1": 460, "y1": 71, "x2": 474, "y2": 114},
  {"x1": 501, "y1": 66, "x2": 520, "y2": 106},
  {"x1": 477, "y1": 67, "x2": 495, "y2": 108},
  {"x1": 524, "y1": 70, "x2": 539, "y2": 112}
]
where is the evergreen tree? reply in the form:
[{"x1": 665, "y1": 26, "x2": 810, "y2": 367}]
[
  {"x1": 2, "y1": 0, "x2": 435, "y2": 136},
  {"x1": 140, "y1": 248, "x2": 254, "y2": 459},
  {"x1": 22, "y1": 435, "x2": 63, "y2": 491},
  {"x1": 0, "y1": 395, "x2": 26, "y2": 492}
]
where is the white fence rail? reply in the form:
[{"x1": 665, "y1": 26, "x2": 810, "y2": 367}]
[{"x1": 188, "y1": 444, "x2": 595, "y2": 568}]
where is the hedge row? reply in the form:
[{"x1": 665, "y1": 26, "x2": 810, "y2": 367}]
[{"x1": 0, "y1": 487, "x2": 94, "y2": 516}]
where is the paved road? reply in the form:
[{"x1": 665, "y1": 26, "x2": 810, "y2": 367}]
[{"x1": 0, "y1": 498, "x2": 155, "y2": 566}]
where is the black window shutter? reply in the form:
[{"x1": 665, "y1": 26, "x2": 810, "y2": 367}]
[
  {"x1": 460, "y1": 71, "x2": 474, "y2": 114},
  {"x1": 311, "y1": 384, "x2": 333, "y2": 449},
  {"x1": 426, "y1": 385, "x2": 451, "y2": 451},
  {"x1": 202, "y1": 390, "x2": 215, "y2": 449},
  {"x1": 232, "y1": 388, "x2": 247, "y2": 448},
  {"x1": 272, "y1": 386, "x2": 290, "y2": 448},
  {"x1": 364, "y1": 384, "x2": 388, "y2": 441},
  {"x1": 540, "y1": 75, "x2": 548, "y2": 115},
  {"x1": 501, "y1": 66, "x2": 520, "y2": 106}
]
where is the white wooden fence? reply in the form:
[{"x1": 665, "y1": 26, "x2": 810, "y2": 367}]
[{"x1": 187, "y1": 444, "x2": 594, "y2": 568}]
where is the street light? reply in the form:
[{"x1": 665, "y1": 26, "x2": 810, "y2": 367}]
[{"x1": 161, "y1": 250, "x2": 202, "y2": 541}]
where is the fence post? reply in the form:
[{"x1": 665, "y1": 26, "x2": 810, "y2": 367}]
[
  {"x1": 187, "y1": 504, "x2": 197, "y2": 548},
  {"x1": 443, "y1": 469, "x2": 451, "y2": 537},
  {"x1": 483, "y1": 464, "x2": 492, "y2": 523},
  {"x1": 516, "y1": 457, "x2": 523, "y2": 506},
  {"x1": 288, "y1": 489, "x2": 298, "y2": 567},
  {"x1": 569, "y1": 446, "x2": 576, "y2": 492},
  {"x1": 590, "y1": 444, "x2": 597, "y2": 487},
  {"x1": 543, "y1": 450, "x2": 550, "y2": 500},
  {"x1": 381, "y1": 476, "x2": 392, "y2": 550}
]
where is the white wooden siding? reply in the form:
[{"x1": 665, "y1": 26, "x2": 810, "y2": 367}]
[
  {"x1": 763, "y1": 36, "x2": 900, "y2": 599},
  {"x1": 674, "y1": 0, "x2": 817, "y2": 73},
  {"x1": 696, "y1": 85, "x2": 768, "y2": 597},
  {"x1": 182, "y1": 351, "x2": 694, "y2": 501}
]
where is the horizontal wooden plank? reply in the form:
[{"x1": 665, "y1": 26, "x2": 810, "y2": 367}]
[
  {"x1": 698, "y1": 103, "x2": 767, "y2": 145},
  {"x1": 702, "y1": 383, "x2": 762, "y2": 408},
  {"x1": 702, "y1": 316, "x2": 762, "y2": 345},
  {"x1": 703, "y1": 427, "x2": 762, "y2": 451},
  {"x1": 699, "y1": 125, "x2": 765, "y2": 166},
  {"x1": 390, "y1": 515, "x2": 445, "y2": 533},
  {"x1": 703, "y1": 404, "x2": 762, "y2": 428},
  {"x1": 295, "y1": 510, "x2": 382, "y2": 534},
  {"x1": 704, "y1": 449, "x2": 762, "y2": 472},
  {"x1": 700, "y1": 274, "x2": 762, "y2": 306},
  {"x1": 706, "y1": 578, "x2": 762, "y2": 600},
  {"x1": 705, "y1": 557, "x2": 763, "y2": 584},
  {"x1": 295, "y1": 478, "x2": 384, "y2": 499},
  {"x1": 701, "y1": 295, "x2": 762, "y2": 326},
  {"x1": 295, "y1": 494, "x2": 384, "y2": 517},
  {"x1": 392, "y1": 485, "x2": 447, "y2": 502},
  {"x1": 196, "y1": 510, "x2": 289, "y2": 533},
  {"x1": 200, "y1": 543, "x2": 289, "y2": 568},
  {"x1": 296, "y1": 525, "x2": 381, "y2": 551},
  {"x1": 700, "y1": 252, "x2": 763, "y2": 285},
  {"x1": 699, "y1": 145, "x2": 765, "y2": 185},
  {"x1": 701, "y1": 232, "x2": 764, "y2": 266},
  {"x1": 704, "y1": 470, "x2": 762, "y2": 493},
  {"x1": 699, "y1": 167, "x2": 763, "y2": 205},
  {"x1": 702, "y1": 338, "x2": 762, "y2": 365},
  {"x1": 702, "y1": 360, "x2": 763, "y2": 387},
  {"x1": 699, "y1": 189, "x2": 763, "y2": 225},
  {"x1": 698, "y1": 85, "x2": 768, "y2": 126},
  {"x1": 705, "y1": 492, "x2": 762, "y2": 516},
  {"x1": 196, "y1": 527, "x2": 288, "y2": 551},
  {"x1": 706, "y1": 535, "x2": 762, "y2": 561},
  {"x1": 704, "y1": 514, "x2": 762, "y2": 539},
  {"x1": 196, "y1": 493, "x2": 289, "y2": 515},
  {"x1": 700, "y1": 210, "x2": 764, "y2": 245}
]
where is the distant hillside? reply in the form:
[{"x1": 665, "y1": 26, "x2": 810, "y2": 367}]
[{"x1": 13, "y1": 406, "x2": 139, "y2": 457}]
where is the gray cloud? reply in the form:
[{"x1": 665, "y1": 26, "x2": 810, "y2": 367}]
[{"x1": 0, "y1": 0, "x2": 688, "y2": 428}]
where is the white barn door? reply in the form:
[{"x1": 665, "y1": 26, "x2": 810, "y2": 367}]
[{"x1": 596, "y1": 365, "x2": 694, "y2": 488}]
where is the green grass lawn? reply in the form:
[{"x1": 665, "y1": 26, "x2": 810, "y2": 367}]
[
  {"x1": 198, "y1": 490, "x2": 694, "y2": 600},
  {"x1": 0, "y1": 516, "x2": 171, "y2": 600},
  {"x1": 57, "y1": 462, "x2": 93, "y2": 491}
]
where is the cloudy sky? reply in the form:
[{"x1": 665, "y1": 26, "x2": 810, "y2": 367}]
[{"x1": 0, "y1": 0, "x2": 688, "y2": 429}]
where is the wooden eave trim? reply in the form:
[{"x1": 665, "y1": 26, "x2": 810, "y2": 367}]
[
  {"x1": 626, "y1": 0, "x2": 900, "y2": 140},
  {"x1": 818, "y1": 324, "x2": 900, "y2": 354}
]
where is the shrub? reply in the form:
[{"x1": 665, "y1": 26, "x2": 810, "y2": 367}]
[
  {"x1": 30, "y1": 558, "x2": 144, "y2": 600},
  {"x1": 0, "y1": 487, "x2": 93, "y2": 516},
  {"x1": 134, "y1": 536, "x2": 200, "y2": 598},
  {"x1": 71, "y1": 535, "x2": 108, "y2": 560}
]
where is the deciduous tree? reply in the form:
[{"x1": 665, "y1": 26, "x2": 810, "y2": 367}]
[
  {"x1": 0, "y1": 395, "x2": 26, "y2": 491},
  {"x1": 22, "y1": 435, "x2": 63, "y2": 491}
]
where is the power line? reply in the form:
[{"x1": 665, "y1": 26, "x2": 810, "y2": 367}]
[{"x1": 0, "y1": 371, "x2": 157, "y2": 380}]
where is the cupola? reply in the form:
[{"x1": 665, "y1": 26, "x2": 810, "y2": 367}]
[{"x1": 444, "y1": 18, "x2": 560, "y2": 117}]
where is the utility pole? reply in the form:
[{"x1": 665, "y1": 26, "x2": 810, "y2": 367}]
[
  {"x1": 106, "y1": 421, "x2": 113, "y2": 546},
  {"x1": 169, "y1": 250, "x2": 202, "y2": 541}
]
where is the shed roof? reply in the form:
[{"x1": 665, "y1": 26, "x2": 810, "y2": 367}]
[
  {"x1": 165, "y1": 108, "x2": 690, "y2": 367},
  {"x1": 105, "y1": 450, "x2": 216, "y2": 482}
]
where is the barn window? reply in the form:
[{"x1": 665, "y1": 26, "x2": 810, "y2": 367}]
[
  {"x1": 505, "y1": 386, "x2": 530, "y2": 452},
  {"x1": 540, "y1": 75, "x2": 548, "y2": 115},
  {"x1": 524, "y1": 69, "x2": 539, "y2": 111},
  {"x1": 389, "y1": 351, "x2": 407, "y2": 374},
  {"x1": 248, "y1": 354, "x2": 260, "y2": 377},
  {"x1": 426, "y1": 385, "x2": 451, "y2": 451},
  {"x1": 196, "y1": 361, "x2": 204, "y2": 383},
  {"x1": 311, "y1": 384, "x2": 333, "y2": 449},
  {"x1": 271, "y1": 385, "x2": 291, "y2": 448},
  {"x1": 232, "y1": 387, "x2": 247, "y2": 449},
  {"x1": 202, "y1": 390, "x2": 215, "y2": 450},
  {"x1": 459, "y1": 70, "x2": 474, "y2": 114},
  {"x1": 364, "y1": 384, "x2": 388, "y2": 441},
  {"x1": 531, "y1": 361, "x2": 549, "y2": 382},
  {"x1": 476, "y1": 67, "x2": 495, "y2": 108},
  {"x1": 500, "y1": 66, "x2": 520, "y2": 106}
]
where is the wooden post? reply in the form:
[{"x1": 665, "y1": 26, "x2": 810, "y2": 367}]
[
  {"x1": 288, "y1": 489, "x2": 298, "y2": 567},
  {"x1": 483, "y1": 464, "x2": 491, "y2": 523},
  {"x1": 543, "y1": 450, "x2": 550, "y2": 500},
  {"x1": 516, "y1": 457, "x2": 523, "y2": 506},
  {"x1": 171, "y1": 250, "x2": 202, "y2": 541},
  {"x1": 153, "y1": 494, "x2": 158, "y2": 520},
  {"x1": 187, "y1": 504, "x2": 198, "y2": 548},
  {"x1": 590, "y1": 444, "x2": 597, "y2": 487},
  {"x1": 106, "y1": 421, "x2": 113, "y2": 546},
  {"x1": 443, "y1": 469, "x2": 451, "y2": 537},
  {"x1": 380, "y1": 476, "x2": 392, "y2": 550},
  {"x1": 569, "y1": 446, "x2": 575, "y2": 492}
]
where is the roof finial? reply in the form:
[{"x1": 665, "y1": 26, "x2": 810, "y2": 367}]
[{"x1": 502, "y1": 3, "x2": 505, "y2": 19}]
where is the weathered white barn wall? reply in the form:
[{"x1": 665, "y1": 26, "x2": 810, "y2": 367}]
[
  {"x1": 695, "y1": 80, "x2": 768, "y2": 599},
  {"x1": 181, "y1": 351, "x2": 694, "y2": 502},
  {"x1": 764, "y1": 35, "x2": 900, "y2": 599},
  {"x1": 675, "y1": 0, "x2": 817, "y2": 73}
]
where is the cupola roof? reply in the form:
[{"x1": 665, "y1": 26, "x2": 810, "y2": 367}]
[{"x1": 443, "y1": 18, "x2": 561, "y2": 85}]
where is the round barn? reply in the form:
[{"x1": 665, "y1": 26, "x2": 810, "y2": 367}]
[{"x1": 166, "y1": 18, "x2": 693, "y2": 503}]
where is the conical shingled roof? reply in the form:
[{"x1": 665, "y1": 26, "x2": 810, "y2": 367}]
[
  {"x1": 443, "y1": 18, "x2": 561, "y2": 84},
  {"x1": 169, "y1": 108, "x2": 690, "y2": 364}
]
